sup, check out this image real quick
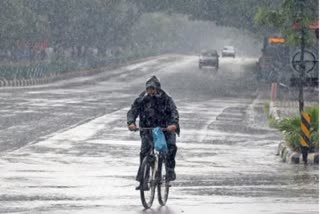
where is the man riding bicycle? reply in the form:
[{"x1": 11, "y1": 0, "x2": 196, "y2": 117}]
[{"x1": 127, "y1": 75, "x2": 180, "y2": 190}]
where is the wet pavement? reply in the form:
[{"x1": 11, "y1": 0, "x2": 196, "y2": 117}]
[{"x1": 0, "y1": 55, "x2": 318, "y2": 213}]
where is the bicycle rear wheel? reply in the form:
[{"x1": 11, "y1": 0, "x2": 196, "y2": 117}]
[
  {"x1": 157, "y1": 157, "x2": 170, "y2": 206},
  {"x1": 140, "y1": 157, "x2": 156, "y2": 209}
]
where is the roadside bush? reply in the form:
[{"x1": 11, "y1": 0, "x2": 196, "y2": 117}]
[
  {"x1": 306, "y1": 106, "x2": 319, "y2": 152},
  {"x1": 278, "y1": 115, "x2": 301, "y2": 151},
  {"x1": 277, "y1": 106, "x2": 319, "y2": 152},
  {"x1": 268, "y1": 115, "x2": 279, "y2": 129},
  {"x1": 264, "y1": 102, "x2": 279, "y2": 128}
]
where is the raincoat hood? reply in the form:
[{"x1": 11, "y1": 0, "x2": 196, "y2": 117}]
[{"x1": 146, "y1": 75, "x2": 161, "y2": 89}]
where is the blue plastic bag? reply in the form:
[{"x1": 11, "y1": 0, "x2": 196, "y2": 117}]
[{"x1": 152, "y1": 127, "x2": 168, "y2": 153}]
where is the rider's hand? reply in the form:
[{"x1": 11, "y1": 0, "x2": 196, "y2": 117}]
[
  {"x1": 128, "y1": 123, "x2": 137, "y2": 131},
  {"x1": 167, "y1": 124, "x2": 177, "y2": 132}
]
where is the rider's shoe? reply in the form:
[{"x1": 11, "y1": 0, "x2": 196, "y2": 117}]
[
  {"x1": 135, "y1": 185, "x2": 141, "y2": 190},
  {"x1": 166, "y1": 169, "x2": 176, "y2": 181},
  {"x1": 135, "y1": 183, "x2": 150, "y2": 191}
]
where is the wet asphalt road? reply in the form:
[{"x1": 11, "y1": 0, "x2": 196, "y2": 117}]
[{"x1": 0, "y1": 55, "x2": 318, "y2": 214}]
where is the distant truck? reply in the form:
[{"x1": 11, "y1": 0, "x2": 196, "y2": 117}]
[
  {"x1": 257, "y1": 37, "x2": 318, "y2": 87},
  {"x1": 257, "y1": 37, "x2": 291, "y2": 83}
]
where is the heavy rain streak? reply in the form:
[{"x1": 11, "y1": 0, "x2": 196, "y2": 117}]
[{"x1": 0, "y1": 1, "x2": 318, "y2": 214}]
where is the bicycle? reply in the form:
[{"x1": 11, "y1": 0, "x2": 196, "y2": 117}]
[{"x1": 133, "y1": 127, "x2": 171, "y2": 209}]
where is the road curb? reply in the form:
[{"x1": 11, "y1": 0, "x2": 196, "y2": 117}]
[{"x1": 277, "y1": 141, "x2": 319, "y2": 165}]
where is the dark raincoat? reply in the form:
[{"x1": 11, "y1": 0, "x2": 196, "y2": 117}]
[{"x1": 127, "y1": 89, "x2": 179, "y2": 181}]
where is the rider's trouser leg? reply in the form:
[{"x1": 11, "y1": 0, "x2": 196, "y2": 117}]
[
  {"x1": 165, "y1": 132, "x2": 177, "y2": 172},
  {"x1": 136, "y1": 132, "x2": 152, "y2": 182},
  {"x1": 136, "y1": 131, "x2": 177, "y2": 182}
]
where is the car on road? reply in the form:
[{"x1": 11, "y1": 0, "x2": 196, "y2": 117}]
[
  {"x1": 221, "y1": 46, "x2": 236, "y2": 58},
  {"x1": 199, "y1": 50, "x2": 219, "y2": 69}
]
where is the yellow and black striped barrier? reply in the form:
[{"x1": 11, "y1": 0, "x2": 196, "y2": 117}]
[{"x1": 300, "y1": 112, "x2": 311, "y2": 164}]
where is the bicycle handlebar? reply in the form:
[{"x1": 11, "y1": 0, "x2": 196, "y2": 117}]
[{"x1": 131, "y1": 127, "x2": 167, "y2": 132}]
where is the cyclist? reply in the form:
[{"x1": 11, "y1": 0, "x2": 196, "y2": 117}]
[{"x1": 127, "y1": 75, "x2": 180, "y2": 190}]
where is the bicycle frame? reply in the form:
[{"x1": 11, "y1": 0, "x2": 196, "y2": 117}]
[
  {"x1": 133, "y1": 127, "x2": 170, "y2": 209},
  {"x1": 151, "y1": 150, "x2": 160, "y2": 183},
  {"x1": 145, "y1": 134, "x2": 162, "y2": 184}
]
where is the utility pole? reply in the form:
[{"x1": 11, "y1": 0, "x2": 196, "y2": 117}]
[
  {"x1": 297, "y1": 0, "x2": 305, "y2": 113},
  {"x1": 297, "y1": 0, "x2": 309, "y2": 164}
]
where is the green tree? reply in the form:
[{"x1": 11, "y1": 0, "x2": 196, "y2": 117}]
[
  {"x1": 0, "y1": 0, "x2": 47, "y2": 50},
  {"x1": 23, "y1": 0, "x2": 141, "y2": 57},
  {"x1": 136, "y1": 0, "x2": 277, "y2": 34},
  {"x1": 254, "y1": 0, "x2": 318, "y2": 44}
]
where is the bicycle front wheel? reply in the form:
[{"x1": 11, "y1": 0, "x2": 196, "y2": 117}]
[
  {"x1": 140, "y1": 157, "x2": 156, "y2": 209},
  {"x1": 157, "y1": 158, "x2": 170, "y2": 206}
]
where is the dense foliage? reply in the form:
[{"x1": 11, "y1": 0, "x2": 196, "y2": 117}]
[
  {"x1": 0, "y1": 0, "x2": 318, "y2": 56},
  {"x1": 0, "y1": 10, "x2": 260, "y2": 80},
  {"x1": 136, "y1": 0, "x2": 284, "y2": 33},
  {"x1": 277, "y1": 106, "x2": 319, "y2": 152},
  {"x1": 255, "y1": 0, "x2": 319, "y2": 45},
  {"x1": 0, "y1": 0, "x2": 140, "y2": 56},
  {"x1": 0, "y1": 0, "x2": 317, "y2": 67}
]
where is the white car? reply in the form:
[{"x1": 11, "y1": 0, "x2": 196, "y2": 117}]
[{"x1": 222, "y1": 46, "x2": 236, "y2": 58}]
